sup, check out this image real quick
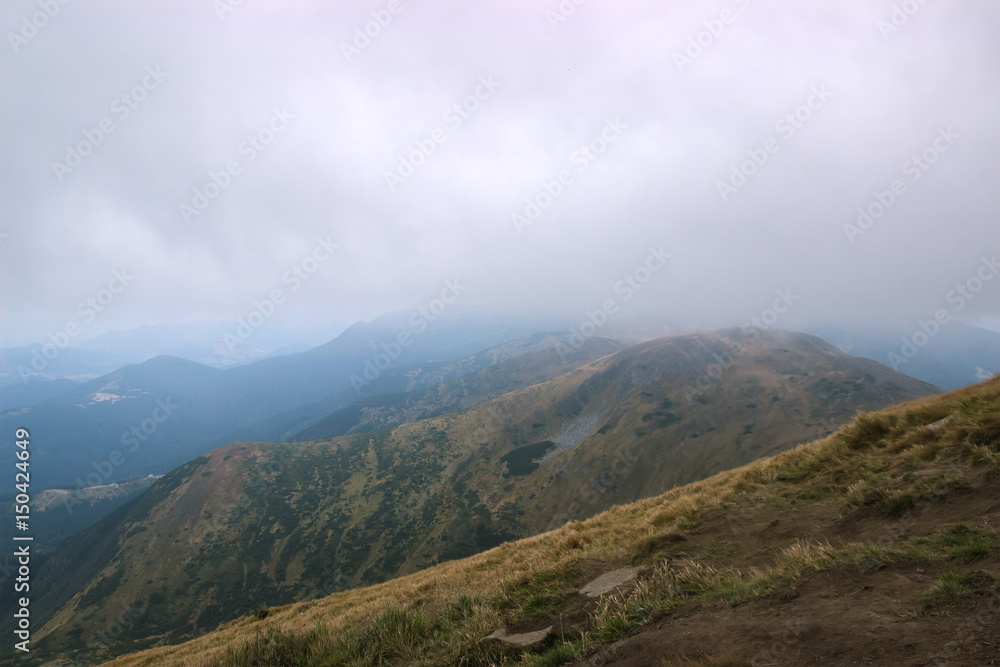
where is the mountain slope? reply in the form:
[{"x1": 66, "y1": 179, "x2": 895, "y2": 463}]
[
  {"x1": 0, "y1": 316, "x2": 568, "y2": 489},
  {"x1": 0, "y1": 345, "x2": 126, "y2": 384},
  {"x1": 808, "y1": 320, "x2": 1000, "y2": 391},
  {"x1": 21, "y1": 328, "x2": 939, "y2": 664},
  {"x1": 96, "y1": 375, "x2": 1000, "y2": 667},
  {"x1": 0, "y1": 477, "x2": 160, "y2": 553},
  {"x1": 291, "y1": 334, "x2": 624, "y2": 441},
  {"x1": 0, "y1": 376, "x2": 81, "y2": 412}
]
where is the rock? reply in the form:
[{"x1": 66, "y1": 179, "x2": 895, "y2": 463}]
[
  {"x1": 580, "y1": 567, "x2": 640, "y2": 598},
  {"x1": 480, "y1": 625, "x2": 553, "y2": 647},
  {"x1": 926, "y1": 415, "x2": 953, "y2": 430}
]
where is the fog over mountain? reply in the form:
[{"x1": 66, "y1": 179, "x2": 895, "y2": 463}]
[
  {"x1": 4, "y1": 7, "x2": 1000, "y2": 664},
  {"x1": 2, "y1": 1, "x2": 998, "y2": 356}
]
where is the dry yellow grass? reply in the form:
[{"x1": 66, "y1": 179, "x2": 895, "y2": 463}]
[
  {"x1": 102, "y1": 375, "x2": 1000, "y2": 666},
  {"x1": 101, "y1": 468, "x2": 759, "y2": 665}
]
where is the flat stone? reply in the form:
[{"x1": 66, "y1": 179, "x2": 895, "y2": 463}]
[
  {"x1": 480, "y1": 625, "x2": 553, "y2": 647},
  {"x1": 580, "y1": 567, "x2": 640, "y2": 598},
  {"x1": 926, "y1": 415, "x2": 954, "y2": 430}
]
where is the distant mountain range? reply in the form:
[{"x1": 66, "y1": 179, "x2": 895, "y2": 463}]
[
  {"x1": 4, "y1": 314, "x2": 994, "y2": 391},
  {"x1": 0, "y1": 319, "x2": 345, "y2": 383},
  {"x1": 68, "y1": 374, "x2": 999, "y2": 667},
  {"x1": 291, "y1": 333, "x2": 624, "y2": 441},
  {"x1": 0, "y1": 312, "x2": 550, "y2": 490},
  {"x1": 0, "y1": 476, "x2": 160, "y2": 553},
  {"x1": 807, "y1": 320, "x2": 1000, "y2": 391},
  {"x1": 19, "y1": 328, "x2": 939, "y2": 663}
]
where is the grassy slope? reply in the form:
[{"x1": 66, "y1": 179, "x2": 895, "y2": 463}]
[
  {"x1": 22, "y1": 329, "x2": 940, "y2": 664},
  {"x1": 0, "y1": 477, "x2": 158, "y2": 553},
  {"x1": 94, "y1": 378, "x2": 1000, "y2": 665},
  {"x1": 291, "y1": 335, "x2": 624, "y2": 441}
]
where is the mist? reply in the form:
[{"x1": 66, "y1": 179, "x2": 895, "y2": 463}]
[{"x1": 2, "y1": 0, "x2": 998, "y2": 348}]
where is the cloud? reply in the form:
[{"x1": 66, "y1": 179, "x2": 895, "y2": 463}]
[{"x1": 2, "y1": 0, "x2": 998, "y2": 347}]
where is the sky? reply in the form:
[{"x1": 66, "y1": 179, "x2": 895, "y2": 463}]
[{"x1": 2, "y1": 0, "x2": 999, "y2": 349}]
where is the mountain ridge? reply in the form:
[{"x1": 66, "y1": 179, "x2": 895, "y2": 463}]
[
  {"x1": 0, "y1": 320, "x2": 599, "y2": 489},
  {"x1": 90, "y1": 374, "x2": 1000, "y2": 667},
  {"x1": 17, "y1": 328, "x2": 940, "y2": 664}
]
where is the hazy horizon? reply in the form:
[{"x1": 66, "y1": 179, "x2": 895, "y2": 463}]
[{"x1": 3, "y1": 1, "x2": 998, "y2": 350}]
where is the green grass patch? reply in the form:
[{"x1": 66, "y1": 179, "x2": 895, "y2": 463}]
[
  {"x1": 912, "y1": 524, "x2": 998, "y2": 562},
  {"x1": 695, "y1": 539, "x2": 731, "y2": 562},
  {"x1": 498, "y1": 570, "x2": 577, "y2": 624},
  {"x1": 922, "y1": 571, "x2": 992, "y2": 608},
  {"x1": 525, "y1": 643, "x2": 578, "y2": 666},
  {"x1": 214, "y1": 626, "x2": 329, "y2": 666}
]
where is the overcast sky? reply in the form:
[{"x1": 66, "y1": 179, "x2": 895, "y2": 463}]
[{"x1": 2, "y1": 0, "x2": 998, "y2": 348}]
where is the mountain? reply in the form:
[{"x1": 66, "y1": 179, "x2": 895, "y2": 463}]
[
  {"x1": 73, "y1": 320, "x2": 253, "y2": 368},
  {"x1": 290, "y1": 334, "x2": 624, "y2": 441},
  {"x1": 20, "y1": 328, "x2": 940, "y2": 664},
  {"x1": 0, "y1": 345, "x2": 125, "y2": 385},
  {"x1": 74, "y1": 319, "x2": 352, "y2": 369},
  {"x1": 0, "y1": 356, "x2": 232, "y2": 490},
  {"x1": 0, "y1": 376, "x2": 80, "y2": 412},
  {"x1": 83, "y1": 373, "x2": 999, "y2": 667},
  {"x1": 808, "y1": 320, "x2": 1000, "y2": 391},
  {"x1": 0, "y1": 313, "x2": 553, "y2": 490},
  {"x1": 0, "y1": 477, "x2": 160, "y2": 553}
]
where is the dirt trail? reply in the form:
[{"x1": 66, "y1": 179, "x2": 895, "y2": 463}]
[{"x1": 571, "y1": 471, "x2": 1000, "y2": 667}]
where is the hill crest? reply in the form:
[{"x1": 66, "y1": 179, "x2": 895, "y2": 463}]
[
  {"x1": 94, "y1": 374, "x2": 1000, "y2": 667},
  {"x1": 15, "y1": 328, "x2": 942, "y2": 664}
]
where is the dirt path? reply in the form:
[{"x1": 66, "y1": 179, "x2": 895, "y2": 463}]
[{"x1": 571, "y1": 470, "x2": 1000, "y2": 666}]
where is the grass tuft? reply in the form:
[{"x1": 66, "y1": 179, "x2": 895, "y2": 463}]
[
  {"x1": 112, "y1": 376, "x2": 1000, "y2": 667},
  {"x1": 843, "y1": 412, "x2": 897, "y2": 450},
  {"x1": 215, "y1": 626, "x2": 328, "y2": 667},
  {"x1": 922, "y1": 571, "x2": 987, "y2": 608}
]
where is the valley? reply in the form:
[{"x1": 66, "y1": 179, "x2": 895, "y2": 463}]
[
  {"x1": 6, "y1": 6, "x2": 997, "y2": 666},
  {"x1": 6, "y1": 327, "x2": 942, "y2": 665},
  {"x1": 28, "y1": 356, "x2": 998, "y2": 667}
]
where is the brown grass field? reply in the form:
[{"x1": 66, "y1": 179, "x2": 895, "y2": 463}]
[{"x1": 97, "y1": 375, "x2": 999, "y2": 666}]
